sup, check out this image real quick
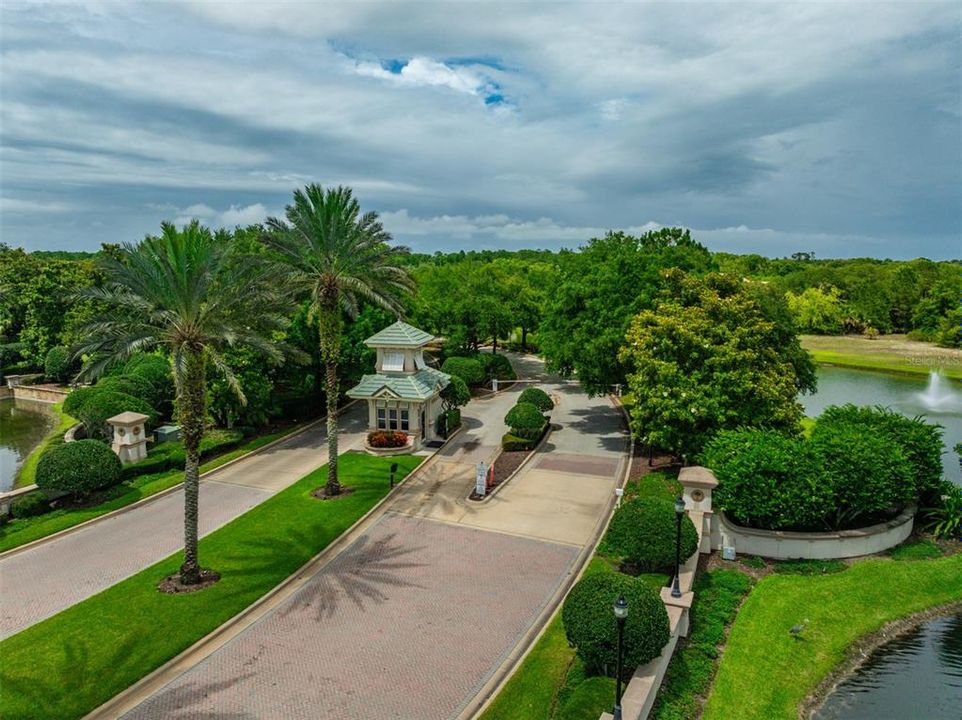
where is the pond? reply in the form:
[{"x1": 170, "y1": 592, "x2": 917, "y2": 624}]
[
  {"x1": 813, "y1": 612, "x2": 962, "y2": 720},
  {"x1": 0, "y1": 398, "x2": 56, "y2": 492},
  {"x1": 801, "y1": 367, "x2": 962, "y2": 487}
]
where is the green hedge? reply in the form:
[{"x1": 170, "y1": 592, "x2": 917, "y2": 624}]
[
  {"x1": 504, "y1": 402, "x2": 545, "y2": 437},
  {"x1": 96, "y1": 375, "x2": 156, "y2": 403},
  {"x1": 518, "y1": 387, "x2": 553, "y2": 412},
  {"x1": 75, "y1": 391, "x2": 158, "y2": 442},
  {"x1": 603, "y1": 496, "x2": 699, "y2": 573},
  {"x1": 561, "y1": 570, "x2": 670, "y2": 678},
  {"x1": 10, "y1": 492, "x2": 51, "y2": 519},
  {"x1": 123, "y1": 354, "x2": 173, "y2": 411},
  {"x1": 36, "y1": 440, "x2": 122, "y2": 498},
  {"x1": 120, "y1": 429, "x2": 244, "y2": 480},
  {"x1": 44, "y1": 347, "x2": 71, "y2": 383},
  {"x1": 62, "y1": 386, "x2": 98, "y2": 416},
  {"x1": 441, "y1": 356, "x2": 485, "y2": 386},
  {"x1": 480, "y1": 352, "x2": 516, "y2": 381}
]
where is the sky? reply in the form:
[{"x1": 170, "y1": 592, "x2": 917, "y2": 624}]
[{"x1": 0, "y1": 1, "x2": 960, "y2": 259}]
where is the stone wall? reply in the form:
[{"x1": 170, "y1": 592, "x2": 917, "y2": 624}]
[{"x1": 10, "y1": 384, "x2": 69, "y2": 404}]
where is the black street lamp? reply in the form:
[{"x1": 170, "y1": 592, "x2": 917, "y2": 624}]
[
  {"x1": 672, "y1": 495, "x2": 685, "y2": 598},
  {"x1": 390, "y1": 462, "x2": 398, "y2": 488},
  {"x1": 613, "y1": 594, "x2": 628, "y2": 720}
]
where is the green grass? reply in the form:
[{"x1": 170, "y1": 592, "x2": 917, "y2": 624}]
[
  {"x1": 703, "y1": 553, "x2": 962, "y2": 720},
  {"x1": 14, "y1": 402, "x2": 76, "y2": 488},
  {"x1": 800, "y1": 335, "x2": 962, "y2": 380},
  {"x1": 625, "y1": 470, "x2": 681, "y2": 502},
  {"x1": 652, "y1": 570, "x2": 752, "y2": 720},
  {"x1": 888, "y1": 537, "x2": 944, "y2": 560},
  {"x1": 0, "y1": 425, "x2": 298, "y2": 553},
  {"x1": 772, "y1": 559, "x2": 846, "y2": 575},
  {"x1": 0, "y1": 451, "x2": 422, "y2": 720}
]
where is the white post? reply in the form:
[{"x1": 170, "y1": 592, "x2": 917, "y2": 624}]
[
  {"x1": 475, "y1": 461, "x2": 487, "y2": 497},
  {"x1": 492, "y1": 378, "x2": 499, "y2": 393}
]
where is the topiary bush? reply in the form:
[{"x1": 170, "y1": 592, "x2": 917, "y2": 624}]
[
  {"x1": 123, "y1": 354, "x2": 173, "y2": 412},
  {"x1": 441, "y1": 356, "x2": 485, "y2": 386},
  {"x1": 504, "y1": 401, "x2": 546, "y2": 439},
  {"x1": 818, "y1": 404, "x2": 943, "y2": 506},
  {"x1": 480, "y1": 352, "x2": 516, "y2": 381},
  {"x1": 603, "y1": 496, "x2": 699, "y2": 573},
  {"x1": 562, "y1": 570, "x2": 670, "y2": 678},
  {"x1": 441, "y1": 375, "x2": 470, "y2": 411},
  {"x1": 518, "y1": 387, "x2": 554, "y2": 412},
  {"x1": 502, "y1": 432, "x2": 536, "y2": 451},
  {"x1": 809, "y1": 418, "x2": 915, "y2": 528},
  {"x1": 63, "y1": 385, "x2": 99, "y2": 416},
  {"x1": 75, "y1": 390, "x2": 158, "y2": 442},
  {"x1": 11, "y1": 491, "x2": 52, "y2": 518},
  {"x1": 36, "y1": 440, "x2": 122, "y2": 498},
  {"x1": 44, "y1": 346, "x2": 72, "y2": 383},
  {"x1": 96, "y1": 374, "x2": 156, "y2": 403}
]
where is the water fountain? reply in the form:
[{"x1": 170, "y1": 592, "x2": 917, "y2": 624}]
[{"x1": 917, "y1": 371, "x2": 961, "y2": 413}]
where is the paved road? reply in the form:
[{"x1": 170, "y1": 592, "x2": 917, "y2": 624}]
[
  {"x1": 0, "y1": 403, "x2": 369, "y2": 640},
  {"x1": 119, "y1": 355, "x2": 628, "y2": 720}
]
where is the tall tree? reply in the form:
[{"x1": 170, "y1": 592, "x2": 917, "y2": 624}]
[
  {"x1": 75, "y1": 221, "x2": 287, "y2": 586},
  {"x1": 264, "y1": 184, "x2": 413, "y2": 496}
]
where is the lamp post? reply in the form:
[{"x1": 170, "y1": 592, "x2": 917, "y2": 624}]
[
  {"x1": 390, "y1": 462, "x2": 398, "y2": 488},
  {"x1": 613, "y1": 594, "x2": 628, "y2": 720},
  {"x1": 672, "y1": 495, "x2": 685, "y2": 598}
]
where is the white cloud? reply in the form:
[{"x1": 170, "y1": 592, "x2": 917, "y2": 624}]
[
  {"x1": 352, "y1": 56, "x2": 492, "y2": 97},
  {"x1": 0, "y1": 197, "x2": 74, "y2": 213},
  {"x1": 167, "y1": 203, "x2": 271, "y2": 228}
]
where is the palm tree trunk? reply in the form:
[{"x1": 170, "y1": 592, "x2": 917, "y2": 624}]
[
  {"x1": 318, "y1": 307, "x2": 342, "y2": 495},
  {"x1": 179, "y1": 348, "x2": 206, "y2": 584}
]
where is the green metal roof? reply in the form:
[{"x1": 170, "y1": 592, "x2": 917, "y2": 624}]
[
  {"x1": 347, "y1": 366, "x2": 450, "y2": 401},
  {"x1": 364, "y1": 320, "x2": 434, "y2": 348}
]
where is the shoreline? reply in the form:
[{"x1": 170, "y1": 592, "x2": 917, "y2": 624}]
[
  {"x1": 799, "y1": 600, "x2": 962, "y2": 720},
  {"x1": 801, "y1": 334, "x2": 962, "y2": 381}
]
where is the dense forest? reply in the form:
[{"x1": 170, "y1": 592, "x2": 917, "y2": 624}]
[{"x1": 2, "y1": 230, "x2": 960, "y2": 433}]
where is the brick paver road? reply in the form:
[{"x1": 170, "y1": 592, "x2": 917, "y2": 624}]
[
  {"x1": 117, "y1": 355, "x2": 628, "y2": 719},
  {"x1": 0, "y1": 403, "x2": 368, "y2": 640}
]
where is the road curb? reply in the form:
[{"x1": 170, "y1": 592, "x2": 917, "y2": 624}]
[
  {"x1": 0, "y1": 402, "x2": 359, "y2": 560},
  {"x1": 82, "y1": 425, "x2": 462, "y2": 720}
]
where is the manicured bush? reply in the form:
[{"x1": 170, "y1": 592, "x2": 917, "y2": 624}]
[
  {"x1": 603, "y1": 496, "x2": 699, "y2": 573},
  {"x1": 123, "y1": 354, "x2": 173, "y2": 411},
  {"x1": 441, "y1": 356, "x2": 485, "y2": 386},
  {"x1": 63, "y1": 386, "x2": 99, "y2": 416},
  {"x1": 36, "y1": 440, "x2": 122, "y2": 498},
  {"x1": 367, "y1": 430, "x2": 409, "y2": 449},
  {"x1": 441, "y1": 375, "x2": 470, "y2": 411},
  {"x1": 518, "y1": 387, "x2": 554, "y2": 412},
  {"x1": 703, "y1": 430, "x2": 828, "y2": 531},
  {"x1": 44, "y1": 346, "x2": 71, "y2": 383},
  {"x1": 818, "y1": 404, "x2": 943, "y2": 505},
  {"x1": 809, "y1": 419, "x2": 914, "y2": 528},
  {"x1": 10, "y1": 491, "x2": 51, "y2": 519},
  {"x1": 480, "y1": 352, "x2": 516, "y2": 381},
  {"x1": 501, "y1": 432, "x2": 536, "y2": 452},
  {"x1": 562, "y1": 570, "x2": 670, "y2": 678},
  {"x1": 96, "y1": 375, "x2": 156, "y2": 403},
  {"x1": 504, "y1": 402, "x2": 546, "y2": 438},
  {"x1": 444, "y1": 408, "x2": 461, "y2": 432},
  {"x1": 75, "y1": 391, "x2": 158, "y2": 442},
  {"x1": 119, "y1": 428, "x2": 245, "y2": 480}
]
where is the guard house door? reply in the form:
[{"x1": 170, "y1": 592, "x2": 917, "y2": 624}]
[{"x1": 421, "y1": 409, "x2": 426, "y2": 441}]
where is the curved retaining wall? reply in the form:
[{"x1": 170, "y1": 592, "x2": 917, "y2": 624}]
[{"x1": 710, "y1": 507, "x2": 916, "y2": 560}]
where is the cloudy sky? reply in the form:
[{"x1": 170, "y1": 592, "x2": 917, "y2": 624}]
[{"x1": 1, "y1": 1, "x2": 959, "y2": 258}]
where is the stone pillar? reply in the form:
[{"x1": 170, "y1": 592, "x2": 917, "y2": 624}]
[
  {"x1": 678, "y1": 466, "x2": 719, "y2": 554},
  {"x1": 106, "y1": 411, "x2": 149, "y2": 465}
]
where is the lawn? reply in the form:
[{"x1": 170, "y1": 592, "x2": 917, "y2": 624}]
[
  {"x1": 0, "y1": 451, "x2": 422, "y2": 720},
  {"x1": 703, "y1": 553, "x2": 962, "y2": 720},
  {"x1": 801, "y1": 334, "x2": 962, "y2": 380},
  {"x1": 0, "y1": 424, "x2": 299, "y2": 552},
  {"x1": 13, "y1": 402, "x2": 76, "y2": 488}
]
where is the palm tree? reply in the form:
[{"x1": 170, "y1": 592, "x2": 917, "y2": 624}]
[
  {"x1": 76, "y1": 221, "x2": 288, "y2": 586},
  {"x1": 264, "y1": 184, "x2": 413, "y2": 496}
]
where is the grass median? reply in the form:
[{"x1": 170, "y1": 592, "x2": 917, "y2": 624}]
[
  {"x1": 703, "y1": 553, "x2": 962, "y2": 720},
  {"x1": 0, "y1": 451, "x2": 422, "y2": 720},
  {"x1": 0, "y1": 424, "x2": 300, "y2": 553}
]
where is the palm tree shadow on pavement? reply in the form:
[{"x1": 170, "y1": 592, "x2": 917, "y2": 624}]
[{"x1": 279, "y1": 532, "x2": 428, "y2": 622}]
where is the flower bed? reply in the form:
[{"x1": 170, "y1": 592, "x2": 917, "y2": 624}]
[{"x1": 364, "y1": 430, "x2": 412, "y2": 455}]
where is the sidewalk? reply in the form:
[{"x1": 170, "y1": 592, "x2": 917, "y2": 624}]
[{"x1": 0, "y1": 403, "x2": 368, "y2": 640}]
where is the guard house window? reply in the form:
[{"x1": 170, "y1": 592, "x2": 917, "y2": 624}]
[
  {"x1": 377, "y1": 407, "x2": 386, "y2": 430},
  {"x1": 383, "y1": 351, "x2": 404, "y2": 372},
  {"x1": 388, "y1": 408, "x2": 399, "y2": 430},
  {"x1": 400, "y1": 409, "x2": 409, "y2": 431}
]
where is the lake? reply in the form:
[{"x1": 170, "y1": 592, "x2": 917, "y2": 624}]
[
  {"x1": 813, "y1": 612, "x2": 962, "y2": 720},
  {"x1": 0, "y1": 398, "x2": 55, "y2": 492},
  {"x1": 801, "y1": 367, "x2": 962, "y2": 487}
]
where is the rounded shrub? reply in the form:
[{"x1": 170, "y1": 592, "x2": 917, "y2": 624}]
[
  {"x1": 75, "y1": 390, "x2": 158, "y2": 442},
  {"x1": 44, "y1": 346, "x2": 72, "y2": 383},
  {"x1": 504, "y1": 401, "x2": 545, "y2": 438},
  {"x1": 480, "y1": 352, "x2": 516, "y2": 380},
  {"x1": 441, "y1": 375, "x2": 470, "y2": 410},
  {"x1": 809, "y1": 418, "x2": 914, "y2": 527},
  {"x1": 123, "y1": 354, "x2": 173, "y2": 410},
  {"x1": 604, "y1": 496, "x2": 699, "y2": 573},
  {"x1": 96, "y1": 374, "x2": 156, "y2": 402},
  {"x1": 36, "y1": 440, "x2": 122, "y2": 498},
  {"x1": 518, "y1": 387, "x2": 554, "y2": 412},
  {"x1": 11, "y1": 491, "x2": 51, "y2": 518},
  {"x1": 63, "y1": 385, "x2": 99, "y2": 416},
  {"x1": 441, "y1": 356, "x2": 485, "y2": 386},
  {"x1": 562, "y1": 570, "x2": 670, "y2": 677}
]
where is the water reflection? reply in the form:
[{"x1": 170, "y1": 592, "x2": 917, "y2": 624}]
[
  {"x1": 814, "y1": 613, "x2": 962, "y2": 720},
  {"x1": 0, "y1": 399, "x2": 55, "y2": 491}
]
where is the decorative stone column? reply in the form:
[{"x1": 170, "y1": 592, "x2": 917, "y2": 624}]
[
  {"x1": 678, "y1": 466, "x2": 718, "y2": 554},
  {"x1": 107, "y1": 411, "x2": 149, "y2": 465}
]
